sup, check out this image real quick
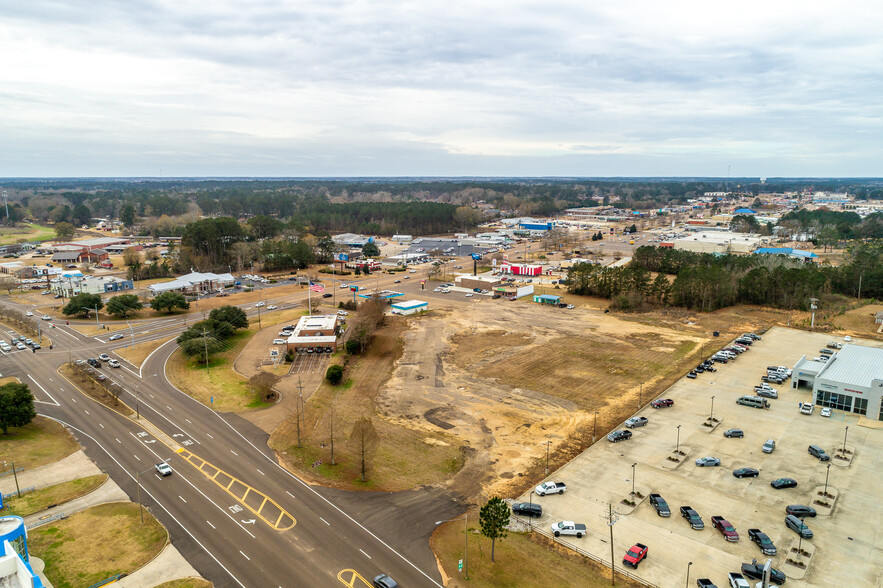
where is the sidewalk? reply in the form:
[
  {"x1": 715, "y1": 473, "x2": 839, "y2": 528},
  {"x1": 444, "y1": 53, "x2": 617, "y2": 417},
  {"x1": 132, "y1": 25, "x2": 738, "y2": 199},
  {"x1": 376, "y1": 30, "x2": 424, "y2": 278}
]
[
  {"x1": 0, "y1": 451, "x2": 101, "y2": 495},
  {"x1": 23, "y1": 476, "x2": 128, "y2": 528}
]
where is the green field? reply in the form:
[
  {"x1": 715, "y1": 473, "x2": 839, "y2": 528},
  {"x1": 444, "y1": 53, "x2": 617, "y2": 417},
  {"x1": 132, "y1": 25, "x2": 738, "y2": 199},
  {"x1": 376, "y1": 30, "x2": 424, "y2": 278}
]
[{"x1": 0, "y1": 223, "x2": 56, "y2": 245}]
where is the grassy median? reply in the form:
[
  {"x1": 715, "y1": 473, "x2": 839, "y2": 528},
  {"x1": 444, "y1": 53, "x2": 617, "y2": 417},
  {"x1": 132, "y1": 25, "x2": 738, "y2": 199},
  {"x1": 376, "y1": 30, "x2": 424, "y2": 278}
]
[
  {"x1": 0, "y1": 416, "x2": 79, "y2": 469},
  {"x1": 153, "y1": 580, "x2": 213, "y2": 588},
  {"x1": 1, "y1": 475, "x2": 107, "y2": 517},
  {"x1": 28, "y1": 502, "x2": 167, "y2": 588},
  {"x1": 114, "y1": 335, "x2": 177, "y2": 368}
]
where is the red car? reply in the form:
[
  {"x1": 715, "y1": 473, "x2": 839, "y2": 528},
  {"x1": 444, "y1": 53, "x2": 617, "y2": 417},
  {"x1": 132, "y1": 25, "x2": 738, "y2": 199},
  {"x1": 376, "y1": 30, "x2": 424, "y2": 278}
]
[
  {"x1": 711, "y1": 516, "x2": 739, "y2": 542},
  {"x1": 650, "y1": 398, "x2": 674, "y2": 408},
  {"x1": 622, "y1": 543, "x2": 648, "y2": 568}
]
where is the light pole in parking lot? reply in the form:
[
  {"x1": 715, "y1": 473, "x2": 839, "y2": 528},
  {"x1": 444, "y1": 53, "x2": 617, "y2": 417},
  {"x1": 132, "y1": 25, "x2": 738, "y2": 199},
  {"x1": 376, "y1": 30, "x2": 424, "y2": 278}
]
[
  {"x1": 797, "y1": 516, "x2": 805, "y2": 555},
  {"x1": 435, "y1": 515, "x2": 468, "y2": 580},
  {"x1": 631, "y1": 463, "x2": 637, "y2": 496},
  {"x1": 843, "y1": 425, "x2": 849, "y2": 452},
  {"x1": 685, "y1": 561, "x2": 692, "y2": 587},
  {"x1": 676, "y1": 424, "x2": 682, "y2": 456},
  {"x1": 545, "y1": 440, "x2": 551, "y2": 474},
  {"x1": 528, "y1": 490, "x2": 535, "y2": 531},
  {"x1": 593, "y1": 411, "x2": 598, "y2": 443},
  {"x1": 823, "y1": 463, "x2": 831, "y2": 497},
  {"x1": 710, "y1": 395, "x2": 715, "y2": 421},
  {"x1": 638, "y1": 382, "x2": 643, "y2": 409}
]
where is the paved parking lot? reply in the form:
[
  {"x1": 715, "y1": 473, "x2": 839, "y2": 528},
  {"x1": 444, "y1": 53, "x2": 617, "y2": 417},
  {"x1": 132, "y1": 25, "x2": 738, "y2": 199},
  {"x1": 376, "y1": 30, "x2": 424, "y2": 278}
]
[{"x1": 520, "y1": 327, "x2": 883, "y2": 587}]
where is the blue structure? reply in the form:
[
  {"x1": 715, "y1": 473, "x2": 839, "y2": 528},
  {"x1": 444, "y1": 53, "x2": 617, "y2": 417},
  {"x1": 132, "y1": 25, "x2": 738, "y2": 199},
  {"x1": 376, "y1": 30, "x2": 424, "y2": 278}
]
[
  {"x1": 533, "y1": 294, "x2": 561, "y2": 305},
  {"x1": 754, "y1": 247, "x2": 818, "y2": 260},
  {"x1": 518, "y1": 222, "x2": 553, "y2": 232},
  {"x1": 0, "y1": 515, "x2": 45, "y2": 587},
  {"x1": 733, "y1": 208, "x2": 757, "y2": 215}
]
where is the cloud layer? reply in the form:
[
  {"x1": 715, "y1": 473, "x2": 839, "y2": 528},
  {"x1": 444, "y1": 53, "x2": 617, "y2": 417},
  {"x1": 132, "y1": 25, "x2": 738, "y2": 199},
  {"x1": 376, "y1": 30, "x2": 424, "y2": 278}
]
[{"x1": 2, "y1": 0, "x2": 881, "y2": 176}]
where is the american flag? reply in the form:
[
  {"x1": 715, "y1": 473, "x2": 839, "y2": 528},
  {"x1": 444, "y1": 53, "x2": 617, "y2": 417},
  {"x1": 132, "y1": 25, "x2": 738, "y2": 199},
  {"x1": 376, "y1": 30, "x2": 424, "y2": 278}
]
[{"x1": 309, "y1": 284, "x2": 325, "y2": 293}]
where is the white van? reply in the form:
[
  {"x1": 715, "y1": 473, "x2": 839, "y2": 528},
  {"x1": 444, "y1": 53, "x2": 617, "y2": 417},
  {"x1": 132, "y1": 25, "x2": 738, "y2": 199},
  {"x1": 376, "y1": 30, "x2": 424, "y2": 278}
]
[{"x1": 736, "y1": 395, "x2": 769, "y2": 409}]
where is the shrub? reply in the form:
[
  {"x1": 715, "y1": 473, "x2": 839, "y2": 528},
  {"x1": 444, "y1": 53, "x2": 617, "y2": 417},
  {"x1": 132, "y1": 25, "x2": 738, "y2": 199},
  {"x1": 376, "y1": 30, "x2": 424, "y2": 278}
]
[{"x1": 325, "y1": 364, "x2": 344, "y2": 385}]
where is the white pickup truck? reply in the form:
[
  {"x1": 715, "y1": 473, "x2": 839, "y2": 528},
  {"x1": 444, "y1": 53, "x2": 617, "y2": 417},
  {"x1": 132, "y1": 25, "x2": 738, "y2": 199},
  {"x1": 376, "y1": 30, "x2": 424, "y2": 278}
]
[
  {"x1": 550, "y1": 521, "x2": 586, "y2": 538},
  {"x1": 535, "y1": 481, "x2": 567, "y2": 496}
]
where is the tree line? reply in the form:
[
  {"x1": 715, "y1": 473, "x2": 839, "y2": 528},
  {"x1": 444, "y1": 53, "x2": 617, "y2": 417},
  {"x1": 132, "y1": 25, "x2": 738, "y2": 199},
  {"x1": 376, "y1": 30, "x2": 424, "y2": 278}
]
[{"x1": 568, "y1": 242, "x2": 883, "y2": 312}]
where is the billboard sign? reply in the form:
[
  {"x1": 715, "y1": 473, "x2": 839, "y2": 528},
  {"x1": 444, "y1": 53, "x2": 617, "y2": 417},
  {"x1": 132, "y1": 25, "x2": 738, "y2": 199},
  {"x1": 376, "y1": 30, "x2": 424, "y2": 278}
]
[
  {"x1": 471, "y1": 253, "x2": 482, "y2": 260},
  {"x1": 334, "y1": 253, "x2": 349, "y2": 262}
]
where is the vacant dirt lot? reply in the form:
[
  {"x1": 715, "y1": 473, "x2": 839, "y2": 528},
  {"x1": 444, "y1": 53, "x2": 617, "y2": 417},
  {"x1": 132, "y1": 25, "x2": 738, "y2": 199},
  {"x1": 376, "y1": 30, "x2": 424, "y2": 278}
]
[{"x1": 377, "y1": 301, "x2": 792, "y2": 500}]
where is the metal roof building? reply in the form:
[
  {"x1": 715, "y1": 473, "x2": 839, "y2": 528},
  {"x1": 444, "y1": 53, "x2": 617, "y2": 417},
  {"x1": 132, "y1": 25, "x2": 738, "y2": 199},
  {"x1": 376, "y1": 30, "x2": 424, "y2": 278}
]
[{"x1": 793, "y1": 343, "x2": 883, "y2": 420}]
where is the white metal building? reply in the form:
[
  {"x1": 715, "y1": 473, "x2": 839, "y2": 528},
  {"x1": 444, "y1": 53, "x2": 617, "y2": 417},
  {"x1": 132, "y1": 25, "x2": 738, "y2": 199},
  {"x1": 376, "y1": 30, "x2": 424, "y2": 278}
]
[
  {"x1": 793, "y1": 344, "x2": 883, "y2": 420},
  {"x1": 390, "y1": 299, "x2": 428, "y2": 315},
  {"x1": 673, "y1": 231, "x2": 768, "y2": 254}
]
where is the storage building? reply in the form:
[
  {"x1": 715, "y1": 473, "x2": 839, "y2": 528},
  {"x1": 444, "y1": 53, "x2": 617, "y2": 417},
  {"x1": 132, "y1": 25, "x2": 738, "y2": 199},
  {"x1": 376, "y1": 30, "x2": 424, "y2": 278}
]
[{"x1": 390, "y1": 299, "x2": 428, "y2": 315}]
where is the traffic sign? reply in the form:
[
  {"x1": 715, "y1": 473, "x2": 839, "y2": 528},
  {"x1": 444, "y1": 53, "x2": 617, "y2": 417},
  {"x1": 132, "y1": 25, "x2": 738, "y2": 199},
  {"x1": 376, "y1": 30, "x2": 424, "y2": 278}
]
[{"x1": 458, "y1": 559, "x2": 463, "y2": 571}]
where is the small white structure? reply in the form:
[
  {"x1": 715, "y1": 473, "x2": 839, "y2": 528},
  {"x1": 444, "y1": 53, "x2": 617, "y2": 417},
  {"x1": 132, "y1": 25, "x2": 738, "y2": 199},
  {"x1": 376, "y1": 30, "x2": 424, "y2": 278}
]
[
  {"x1": 391, "y1": 234, "x2": 413, "y2": 243},
  {"x1": 390, "y1": 299, "x2": 428, "y2": 315},
  {"x1": 148, "y1": 271, "x2": 234, "y2": 295}
]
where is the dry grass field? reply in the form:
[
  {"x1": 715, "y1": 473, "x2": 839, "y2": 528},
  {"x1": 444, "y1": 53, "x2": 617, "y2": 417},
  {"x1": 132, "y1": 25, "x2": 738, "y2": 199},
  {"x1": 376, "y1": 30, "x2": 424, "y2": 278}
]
[
  {"x1": 0, "y1": 416, "x2": 79, "y2": 469},
  {"x1": 113, "y1": 335, "x2": 176, "y2": 368},
  {"x1": 28, "y1": 502, "x2": 166, "y2": 588},
  {"x1": 1, "y1": 475, "x2": 107, "y2": 517}
]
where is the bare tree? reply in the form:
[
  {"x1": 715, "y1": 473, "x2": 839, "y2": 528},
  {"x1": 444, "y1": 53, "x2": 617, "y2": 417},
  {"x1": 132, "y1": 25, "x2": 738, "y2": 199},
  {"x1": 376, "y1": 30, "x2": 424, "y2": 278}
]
[
  {"x1": 328, "y1": 404, "x2": 336, "y2": 466},
  {"x1": 249, "y1": 371, "x2": 280, "y2": 403},
  {"x1": 287, "y1": 378, "x2": 306, "y2": 447},
  {"x1": 349, "y1": 417, "x2": 379, "y2": 482}
]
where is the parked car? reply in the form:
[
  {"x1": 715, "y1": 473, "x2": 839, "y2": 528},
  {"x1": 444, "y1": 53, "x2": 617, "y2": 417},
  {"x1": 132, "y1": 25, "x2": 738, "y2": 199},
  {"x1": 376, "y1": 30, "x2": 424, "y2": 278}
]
[
  {"x1": 820, "y1": 407, "x2": 832, "y2": 417},
  {"x1": 650, "y1": 398, "x2": 674, "y2": 408},
  {"x1": 696, "y1": 579, "x2": 718, "y2": 588},
  {"x1": 550, "y1": 521, "x2": 586, "y2": 537},
  {"x1": 687, "y1": 372, "x2": 697, "y2": 379},
  {"x1": 740, "y1": 563, "x2": 786, "y2": 585},
  {"x1": 625, "y1": 416, "x2": 648, "y2": 428},
  {"x1": 756, "y1": 388, "x2": 778, "y2": 399},
  {"x1": 607, "y1": 430, "x2": 632, "y2": 443},
  {"x1": 747, "y1": 528, "x2": 777, "y2": 556},
  {"x1": 711, "y1": 516, "x2": 739, "y2": 542},
  {"x1": 535, "y1": 481, "x2": 567, "y2": 496},
  {"x1": 727, "y1": 573, "x2": 750, "y2": 588},
  {"x1": 15, "y1": 343, "x2": 26, "y2": 350},
  {"x1": 25, "y1": 311, "x2": 33, "y2": 316},
  {"x1": 109, "y1": 333, "x2": 124, "y2": 341},
  {"x1": 799, "y1": 403, "x2": 814, "y2": 415},
  {"x1": 786, "y1": 505, "x2": 817, "y2": 518},
  {"x1": 511, "y1": 502, "x2": 542, "y2": 518},
  {"x1": 648, "y1": 493, "x2": 670, "y2": 517},
  {"x1": 155, "y1": 462, "x2": 173, "y2": 476},
  {"x1": 762, "y1": 439, "x2": 776, "y2": 453},
  {"x1": 273, "y1": 339, "x2": 286, "y2": 345},
  {"x1": 808, "y1": 445, "x2": 830, "y2": 461},
  {"x1": 771, "y1": 478, "x2": 797, "y2": 489},
  {"x1": 723, "y1": 428, "x2": 744, "y2": 438},
  {"x1": 679, "y1": 506, "x2": 704, "y2": 530},
  {"x1": 622, "y1": 543, "x2": 648, "y2": 568},
  {"x1": 733, "y1": 467, "x2": 759, "y2": 479},
  {"x1": 695, "y1": 457, "x2": 721, "y2": 467}
]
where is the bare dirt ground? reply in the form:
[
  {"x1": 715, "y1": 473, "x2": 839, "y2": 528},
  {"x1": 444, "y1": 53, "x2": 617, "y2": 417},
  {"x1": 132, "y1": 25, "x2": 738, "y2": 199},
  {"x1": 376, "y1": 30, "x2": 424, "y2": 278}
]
[{"x1": 377, "y1": 301, "x2": 796, "y2": 501}]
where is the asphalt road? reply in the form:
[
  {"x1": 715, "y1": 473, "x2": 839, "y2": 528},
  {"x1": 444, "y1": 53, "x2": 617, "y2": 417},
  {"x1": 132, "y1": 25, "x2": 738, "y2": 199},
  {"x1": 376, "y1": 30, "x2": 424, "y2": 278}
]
[{"x1": 0, "y1": 266, "x2": 465, "y2": 587}]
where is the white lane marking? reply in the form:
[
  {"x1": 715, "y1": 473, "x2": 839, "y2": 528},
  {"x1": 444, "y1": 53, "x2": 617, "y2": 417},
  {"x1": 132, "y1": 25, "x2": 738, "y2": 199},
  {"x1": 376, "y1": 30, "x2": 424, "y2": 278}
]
[
  {"x1": 206, "y1": 520, "x2": 215, "y2": 529},
  {"x1": 359, "y1": 548, "x2": 372, "y2": 559},
  {"x1": 256, "y1": 468, "x2": 264, "y2": 476},
  {"x1": 95, "y1": 337, "x2": 106, "y2": 343},
  {"x1": 139, "y1": 336, "x2": 179, "y2": 378},
  {"x1": 27, "y1": 375, "x2": 59, "y2": 406},
  {"x1": 230, "y1": 450, "x2": 238, "y2": 456},
  {"x1": 185, "y1": 418, "x2": 192, "y2": 424},
  {"x1": 239, "y1": 551, "x2": 250, "y2": 561},
  {"x1": 286, "y1": 491, "x2": 295, "y2": 498},
  {"x1": 205, "y1": 433, "x2": 213, "y2": 439},
  {"x1": 120, "y1": 363, "x2": 139, "y2": 378},
  {"x1": 48, "y1": 378, "x2": 53, "y2": 381},
  {"x1": 72, "y1": 398, "x2": 77, "y2": 403},
  {"x1": 84, "y1": 410, "x2": 89, "y2": 415},
  {"x1": 99, "y1": 423, "x2": 104, "y2": 429},
  {"x1": 134, "y1": 454, "x2": 140, "y2": 461},
  {"x1": 149, "y1": 394, "x2": 155, "y2": 398},
  {"x1": 43, "y1": 418, "x2": 247, "y2": 588},
  {"x1": 115, "y1": 438, "x2": 121, "y2": 443},
  {"x1": 320, "y1": 517, "x2": 330, "y2": 526},
  {"x1": 179, "y1": 496, "x2": 187, "y2": 503}
]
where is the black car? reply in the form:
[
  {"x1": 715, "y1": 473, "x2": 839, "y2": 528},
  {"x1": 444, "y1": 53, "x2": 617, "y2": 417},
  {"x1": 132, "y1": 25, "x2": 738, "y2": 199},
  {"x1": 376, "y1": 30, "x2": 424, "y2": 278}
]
[
  {"x1": 373, "y1": 574, "x2": 399, "y2": 588},
  {"x1": 771, "y1": 478, "x2": 797, "y2": 489},
  {"x1": 786, "y1": 505, "x2": 817, "y2": 518},
  {"x1": 733, "y1": 467, "x2": 759, "y2": 479},
  {"x1": 696, "y1": 580, "x2": 718, "y2": 588},
  {"x1": 740, "y1": 563, "x2": 786, "y2": 585},
  {"x1": 607, "y1": 430, "x2": 632, "y2": 443},
  {"x1": 322, "y1": 293, "x2": 332, "y2": 298},
  {"x1": 87, "y1": 358, "x2": 101, "y2": 368},
  {"x1": 511, "y1": 502, "x2": 543, "y2": 518},
  {"x1": 723, "y1": 428, "x2": 744, "y2": 438},
  {"x1": 687, "y1": 372, "x2": 697, "y2": 379}
]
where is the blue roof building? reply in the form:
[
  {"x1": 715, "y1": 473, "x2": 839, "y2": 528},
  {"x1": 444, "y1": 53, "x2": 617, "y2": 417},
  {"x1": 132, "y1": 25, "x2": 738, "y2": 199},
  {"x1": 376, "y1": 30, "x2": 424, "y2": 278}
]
[
  {"x1": 733, "y1": 207, "x2": 757, "y2": 215},
  {"x1": 754, "y1": 247, "x2": 818, "y2": 260}
]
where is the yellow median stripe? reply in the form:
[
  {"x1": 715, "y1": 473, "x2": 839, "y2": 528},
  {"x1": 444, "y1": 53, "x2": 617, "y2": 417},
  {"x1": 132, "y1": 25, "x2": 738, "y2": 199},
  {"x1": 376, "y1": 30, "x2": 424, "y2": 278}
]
[
  {"x1": 337, "y1": 569, "x2": 373, "y2": 587},
  {"x1": 178, "y1": 448, "x2": 296, "y2": 531}
]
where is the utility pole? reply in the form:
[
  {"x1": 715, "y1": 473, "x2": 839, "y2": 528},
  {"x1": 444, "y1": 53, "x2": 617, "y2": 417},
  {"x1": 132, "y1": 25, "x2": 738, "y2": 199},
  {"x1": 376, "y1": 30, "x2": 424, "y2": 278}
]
[
  {"x1": 94, "y1": 305, "x2": 100, "y2": 331},
  {"x1": 607, "y1": 503, "x2": 617, "y2": 586},
  {"x1": 809, "y1": 298, "x2": 818, "y2": 329},
  {"x1": 545, "y1": 440, "x2": 550, "y2": 474},
  {"x1": 202, "y1": 327, "x2": 209, "y2": 373},
  {"x1": 295, "y1": 377, "x2": 305, "y2": 446}
]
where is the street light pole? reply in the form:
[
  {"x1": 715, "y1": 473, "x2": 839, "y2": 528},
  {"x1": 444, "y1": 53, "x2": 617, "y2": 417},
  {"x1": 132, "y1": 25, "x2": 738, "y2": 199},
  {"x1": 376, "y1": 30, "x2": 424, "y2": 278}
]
[
  {"x1": 529, "y1": 490, "x2": 535, "y2": 531},
  {"x1": 843, "y1": 425, "x2": 849, "y2": 452},
  {"x1": 594, "y1": 411, "x2": 599, "y2": 443},
  {"x1": 631, "y1": 462, "x2": 637, "y2": 496},
  {"x1": 824, "y1": 463, "x2": 831, "y2": 496},
  {"x1": 710, "y1": 395, "x2": 715, "y2": 421},
  {"x1": 545, "y1": 440, "x2": 550, "y2": 475},
  {"x1": 686, "y1": 561, "x2": 693, "y2": 587},
  {"x1": 136, "y1": 466, "x2": 154, "y2": 525},
  {"x1": 676, "y1": 424, "x2": 682, "y2": 456}
]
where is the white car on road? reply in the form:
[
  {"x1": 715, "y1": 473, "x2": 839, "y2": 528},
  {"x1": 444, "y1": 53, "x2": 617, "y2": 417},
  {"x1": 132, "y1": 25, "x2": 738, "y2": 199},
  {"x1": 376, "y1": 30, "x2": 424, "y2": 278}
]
[
  {"x1": 25, "y1": 311, "x2": 33, "y2": 316},
  {"x1": 267, "y1": 305, "x2": 277, "y2": 310},
  {"x1": 155, "y1": 462, "x2": 172, "y2": 476},
  {"x1": 255, "y1": 302, "x2": 265, "y2": 307},
  {"x1": 41, "y1": 315, "x2": 51, "y2": 320}
]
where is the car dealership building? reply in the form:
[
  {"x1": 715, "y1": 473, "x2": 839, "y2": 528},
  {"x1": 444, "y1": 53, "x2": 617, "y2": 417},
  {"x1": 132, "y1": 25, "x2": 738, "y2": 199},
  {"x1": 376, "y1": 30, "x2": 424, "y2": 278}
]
[{"x1": 793, "y1": 343, "x2": 883, "y2": 420}]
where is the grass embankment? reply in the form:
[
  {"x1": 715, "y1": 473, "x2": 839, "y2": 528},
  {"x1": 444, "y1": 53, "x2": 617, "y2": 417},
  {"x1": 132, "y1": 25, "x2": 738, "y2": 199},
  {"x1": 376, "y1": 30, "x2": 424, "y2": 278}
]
[
  {"x1": 0, "y1": 222, "x2": 55, "y2": 245},
  {"x1": 166, "y1": 330, "x2": 267, "y2": 412},
  {"x1": 114, "y1": 336, "x2": 177, "y2": 368},
  {"x1": 272, "y1": 319, "x2": 464, "y2": 491},
  {"x1": 432, "y1": 519, "x2": 644, "y2": 588},
  {"x1": 1, "y1": 475, "x2": 107, "y2": 517},
  {"x1": 153, "y1": 580, "x2": 213, "y2": 588},
  {"x1": 28, "y1": 502, "x2": 167, "y2": 588},
  {"x1": 59, "y1": 364, "x2": 135, "y2": 417},
  {"x1": 0, "y1": 416, "x2": 79, "y2": 469}
]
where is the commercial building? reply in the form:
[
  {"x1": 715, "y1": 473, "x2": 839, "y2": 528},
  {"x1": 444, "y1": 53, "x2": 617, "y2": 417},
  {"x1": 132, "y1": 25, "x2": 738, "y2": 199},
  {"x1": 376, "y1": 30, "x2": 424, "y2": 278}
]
[
  {"x1": 390, "y1": 299, "x2": 428, "y2": 315},
  {"x1": 0, "y1": 515, "x2": 45, "y2": 588},
  {"x1": 52, "y1": 237, "x2": 130, "y2": 251},
  {"x1": 391, "y1": 234, "x2": 412, "y2": 243},
  {"x1": 332, "y1": 233, "x2": 374, "y2": 248},
  {"x1": 381, "y1": 253, "x2": 430, "y2": 266},
  {"x1": 533, "y1": 294, "x2": 560, "y2": 305},
  {"x1": 356, "y1": 289, "x2": 405, "y2": 301},
  {"x1": 672, "y1": 231, "x2": 767, "y2": 254},
  {"x1": 285, "y1": 315, "x2": 341, "y2": 352},
  {"x1": 792, "y1": 344, "x2": 883, "y2": 421},
  {"x1": 51, "y1": 275, "x2": 134, "y2": 297},
  {"x1": 499, "y1": 262, "x2": 542, "y2": 276},
  {"x1": 148, "y1": 271, "x2": 234, "y2": 295},
  {"x1": 455, "y1": 275, "x2": 501, "y2": 291},
  {"x1": 754, "y1": 247, "x2": 818, "y2": 261}
]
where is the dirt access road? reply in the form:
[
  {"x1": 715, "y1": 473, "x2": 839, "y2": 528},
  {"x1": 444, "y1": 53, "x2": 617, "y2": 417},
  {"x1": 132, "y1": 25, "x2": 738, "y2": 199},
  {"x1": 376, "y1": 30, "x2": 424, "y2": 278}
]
[{"x1": 377, "y1": 299, "x2": 732, "y2": 500}]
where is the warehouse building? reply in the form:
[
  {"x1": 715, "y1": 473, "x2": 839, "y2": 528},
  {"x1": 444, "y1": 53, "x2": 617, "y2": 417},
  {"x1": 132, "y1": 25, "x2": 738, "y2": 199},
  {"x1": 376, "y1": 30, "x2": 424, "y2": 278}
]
[
  {"x1": 792, "y1": 344, "x2": 883, "y2": 420},
  {"x1": 455, "y1": 275, "x2": 501, "y2": 291},
  {"x1": 390, "y1": 299, "x2": 428, "y2": 315},
  {"x1": 673, "y1": 231, "x2": 768, "y2": 254}
]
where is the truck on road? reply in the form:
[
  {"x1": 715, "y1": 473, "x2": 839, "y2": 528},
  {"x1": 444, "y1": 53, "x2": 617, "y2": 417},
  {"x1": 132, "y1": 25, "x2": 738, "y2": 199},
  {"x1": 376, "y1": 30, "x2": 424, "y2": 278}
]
[
  {"x1": 649, "y1": 493, "x2": 670, "y2": 517},
  {"x1": 551, "y1": 521, "x2": 586, "y2": 538},
  {"x1": 535, "y1": 481, "x2": 567, "y2": 496}
]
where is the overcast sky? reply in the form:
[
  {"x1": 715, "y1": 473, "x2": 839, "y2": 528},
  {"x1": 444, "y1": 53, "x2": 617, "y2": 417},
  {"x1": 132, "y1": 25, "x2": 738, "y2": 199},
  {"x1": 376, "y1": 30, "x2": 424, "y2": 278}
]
[{"x1": 2, "y1": 0, "x2": 881, "y2": 177}]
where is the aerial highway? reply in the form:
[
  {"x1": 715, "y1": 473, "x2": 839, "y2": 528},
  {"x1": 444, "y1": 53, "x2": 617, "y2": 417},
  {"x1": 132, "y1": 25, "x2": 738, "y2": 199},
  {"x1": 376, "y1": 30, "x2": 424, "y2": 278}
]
[{"x1": 0, "y1": 269, "x2": 463, "y2": 587}]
